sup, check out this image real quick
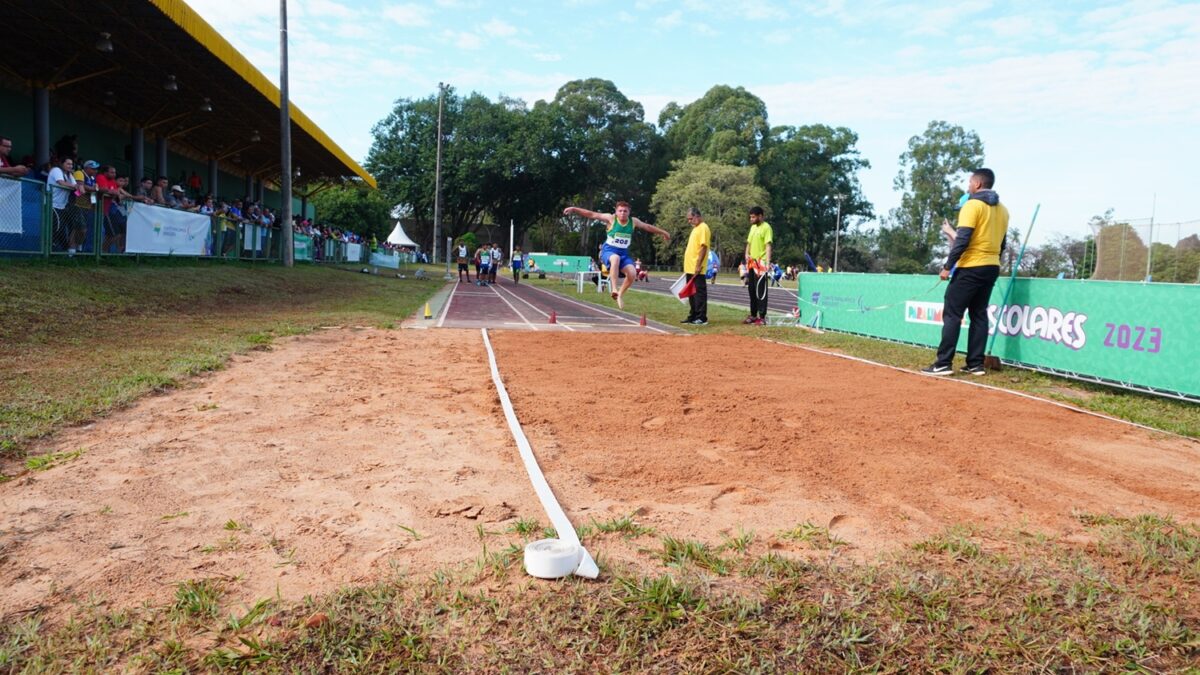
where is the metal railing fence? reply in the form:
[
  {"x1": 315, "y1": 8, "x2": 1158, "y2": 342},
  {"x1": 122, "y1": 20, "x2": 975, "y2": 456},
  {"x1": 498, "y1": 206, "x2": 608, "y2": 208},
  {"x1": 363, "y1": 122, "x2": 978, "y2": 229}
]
[{"x1": 1, "y1": 176, "x2": 369, "y2": 265}]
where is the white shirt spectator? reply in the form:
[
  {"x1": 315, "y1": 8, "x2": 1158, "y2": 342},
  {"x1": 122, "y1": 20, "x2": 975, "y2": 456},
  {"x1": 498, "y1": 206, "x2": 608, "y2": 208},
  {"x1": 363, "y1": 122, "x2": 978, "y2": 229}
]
[{"x1": 47, "y1": 166, "x2": 76, "y2": 209}]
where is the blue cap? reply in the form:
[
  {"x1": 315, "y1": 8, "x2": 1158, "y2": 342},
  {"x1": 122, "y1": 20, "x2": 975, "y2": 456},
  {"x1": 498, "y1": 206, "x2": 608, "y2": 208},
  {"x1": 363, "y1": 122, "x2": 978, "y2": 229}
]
[{"x1": 83, "y1": 160, "x2": 100, "y2": 169}]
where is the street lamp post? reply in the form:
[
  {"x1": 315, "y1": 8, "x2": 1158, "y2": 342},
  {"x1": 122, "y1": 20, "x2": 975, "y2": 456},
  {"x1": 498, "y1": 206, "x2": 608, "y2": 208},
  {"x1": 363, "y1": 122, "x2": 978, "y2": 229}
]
[
  {"x1": 279, "y1": 0, "x2": 293, "y2": 266},
  {"x1": 433, "y1": 83, "x2": 446, "y2": 265},
  {"x1": 833, "y1": 194, "x2": 844, "y2": 273}
]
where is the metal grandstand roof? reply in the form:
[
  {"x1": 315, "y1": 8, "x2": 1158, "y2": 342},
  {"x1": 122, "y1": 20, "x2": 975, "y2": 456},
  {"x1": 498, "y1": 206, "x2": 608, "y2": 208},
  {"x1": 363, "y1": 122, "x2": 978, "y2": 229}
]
[{"x1": 0, "y1": 0, "x2": 375, "y2": 188}]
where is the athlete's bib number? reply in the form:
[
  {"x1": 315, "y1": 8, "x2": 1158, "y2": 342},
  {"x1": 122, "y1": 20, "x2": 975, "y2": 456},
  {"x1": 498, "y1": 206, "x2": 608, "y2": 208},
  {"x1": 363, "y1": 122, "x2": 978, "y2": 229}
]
[{"x1": 608, "y1": 235, "x2": 631, "y2": 248}]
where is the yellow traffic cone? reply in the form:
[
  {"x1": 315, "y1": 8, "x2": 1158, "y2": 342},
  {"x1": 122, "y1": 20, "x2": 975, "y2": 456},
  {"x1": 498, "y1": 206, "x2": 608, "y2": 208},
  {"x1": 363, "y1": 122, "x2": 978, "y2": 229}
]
[{"x1": 424, "y1": 302, "x2": 432, "y2": 320}]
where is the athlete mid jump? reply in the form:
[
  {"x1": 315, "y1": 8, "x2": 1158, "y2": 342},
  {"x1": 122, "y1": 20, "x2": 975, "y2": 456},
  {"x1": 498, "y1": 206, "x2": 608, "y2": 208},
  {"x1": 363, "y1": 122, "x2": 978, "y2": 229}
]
[{"x1": 563, "y1": 201, "x2": 670, "y2": 309}]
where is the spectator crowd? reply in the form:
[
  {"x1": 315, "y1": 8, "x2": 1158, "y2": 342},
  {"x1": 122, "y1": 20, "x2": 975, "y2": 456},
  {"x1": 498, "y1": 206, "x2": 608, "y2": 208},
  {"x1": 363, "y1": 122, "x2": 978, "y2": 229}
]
[{"x1": 1, "y1": 131, "x2": 368, "y2": 259}]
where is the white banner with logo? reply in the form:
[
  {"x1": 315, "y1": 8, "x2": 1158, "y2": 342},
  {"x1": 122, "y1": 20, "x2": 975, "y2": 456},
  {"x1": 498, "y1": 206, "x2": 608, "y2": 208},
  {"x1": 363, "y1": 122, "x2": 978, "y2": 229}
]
[
  {"x1": 126, "y1": 203, "x2": 211, "y2": 255},
  {"x1": 346, "y1": 242, "x2": 362, "y2": 262},
  {"x1": 0, "y1": 179, "x2": 22, "y2": 234},
  {"x1": 369, "y1": 250, "x2": 400, "y2": 268}
]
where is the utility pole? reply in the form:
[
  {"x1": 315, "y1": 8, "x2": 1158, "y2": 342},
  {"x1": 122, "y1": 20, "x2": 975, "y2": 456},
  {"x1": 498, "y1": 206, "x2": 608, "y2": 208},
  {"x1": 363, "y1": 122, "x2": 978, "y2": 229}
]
[
  {"x1": 279, "y1": 0, "x2": 294, "y2": 266},
  {"x1": 1144, "y1": 193, "x2": 1156, "y2": 283},
  {"x1": 433, "y1": 83, "x2": 446, "y2": 265},
  {"x1": 833, "y1": 194, "x2": 844, "y2": 272}
]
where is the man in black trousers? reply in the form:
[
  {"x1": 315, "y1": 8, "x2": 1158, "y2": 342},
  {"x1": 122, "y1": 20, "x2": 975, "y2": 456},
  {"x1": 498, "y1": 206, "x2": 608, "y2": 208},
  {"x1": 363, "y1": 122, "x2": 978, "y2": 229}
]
[{"x1": 922, "y1": 168, "x2": 1011, "y2": 376}]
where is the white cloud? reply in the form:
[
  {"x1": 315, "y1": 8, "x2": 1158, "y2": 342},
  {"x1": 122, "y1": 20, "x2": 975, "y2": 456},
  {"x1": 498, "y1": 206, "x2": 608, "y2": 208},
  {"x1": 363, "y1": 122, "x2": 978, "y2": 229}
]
[
  {"x1": 303, "y1": 0, "x2": 356, "y2": 18},
  {"x1": 763, "y1": 30, "x2": 790, "y2": 44},
  {"x1": 532, "y1": 52, "x2": 562, "y2": 62},
  {"x1": 482, "y1": 18, "x2": 518, "y2": 37},
  {"x1": 656, "y1": 10, "x2": 684, "y2": 28},
  {"x1": 443, "y1": 30, "x2": 483, "y2": 50},
  {"x1": 383, "y1": 3, "x2": 432, "y2": 27},
  {"x1": 617, "y1": 10, "x2": 636, "y2": 22}
]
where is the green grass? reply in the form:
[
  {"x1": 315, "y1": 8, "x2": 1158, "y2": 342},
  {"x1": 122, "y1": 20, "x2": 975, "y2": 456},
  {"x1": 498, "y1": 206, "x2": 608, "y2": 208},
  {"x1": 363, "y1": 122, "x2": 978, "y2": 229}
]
[
  {"x1": 0, "y1": 259, "x2": 440, "y2": 460},
  {"x1": 524, "y1": 275, "x2": 1200, "y2": 438},
  {"x1": 3, "y1": 516, "x2": 1197, "y2": 671}
]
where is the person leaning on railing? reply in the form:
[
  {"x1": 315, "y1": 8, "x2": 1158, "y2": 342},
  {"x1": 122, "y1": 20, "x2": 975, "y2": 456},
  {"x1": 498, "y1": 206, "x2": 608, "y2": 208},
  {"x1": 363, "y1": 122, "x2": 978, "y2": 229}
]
[
  {"x1": 47, "y1": 156, "x2": 92, "y2": 254},
  {"x1": 0, "y1": 135, "x2": 29, "y2": 178},
  {"x1": 96, "y1": 164, "x2": 148, "y2": 253}
]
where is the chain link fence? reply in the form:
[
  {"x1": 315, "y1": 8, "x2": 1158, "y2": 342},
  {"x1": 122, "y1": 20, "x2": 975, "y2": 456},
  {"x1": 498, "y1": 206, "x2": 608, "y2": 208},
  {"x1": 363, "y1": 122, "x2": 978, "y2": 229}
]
[
  {"x1": 0, "y1": 177, "x2": 50, "y2": 255},
  {"x1": 1089, "y1": 217, "x2": 1200, "y2": 283}
]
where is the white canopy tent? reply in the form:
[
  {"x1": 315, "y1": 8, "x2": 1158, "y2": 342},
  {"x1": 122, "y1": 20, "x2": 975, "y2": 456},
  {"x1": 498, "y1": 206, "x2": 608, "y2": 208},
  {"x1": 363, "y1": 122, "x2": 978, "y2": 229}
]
[{"x1": 386, "y1": 221, "x2": 420, "y2": 248}]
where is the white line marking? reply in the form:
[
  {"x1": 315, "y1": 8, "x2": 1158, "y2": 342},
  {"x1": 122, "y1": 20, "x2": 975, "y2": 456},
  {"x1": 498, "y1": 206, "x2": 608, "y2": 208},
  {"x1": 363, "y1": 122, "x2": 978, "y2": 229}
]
[
  {"x1": 494, "y1": 281, "x2": 575, "y2": 332},
  {"x1": 763, "y1": 338, "x2": 1190, "y2": 439},
  {"x1": 481, "y1": 328, "x2": 598, "y2": 578},
  {"x1": 436, "y1": 280, "x2": 459, "y2": 328},
  {"x1": 487, "y1": 283, "x2": 543, "y2": 331},
  {"x1": 520, "y1": 283, "x2": 668, "y2": 334}
]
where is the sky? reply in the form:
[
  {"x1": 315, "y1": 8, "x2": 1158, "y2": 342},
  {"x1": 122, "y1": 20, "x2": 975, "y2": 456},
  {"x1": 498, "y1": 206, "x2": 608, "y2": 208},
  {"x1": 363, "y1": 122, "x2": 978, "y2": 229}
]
[{"x1": 189, "y1": 0, "x2": 1200, "y2": 245}]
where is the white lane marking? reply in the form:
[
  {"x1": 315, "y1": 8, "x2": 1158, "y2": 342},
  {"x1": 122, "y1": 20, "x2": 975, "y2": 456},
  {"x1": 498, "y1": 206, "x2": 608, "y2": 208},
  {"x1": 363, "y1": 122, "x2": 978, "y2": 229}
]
[
  {"x1": 519, "y1": 283, "x2": 668, "y2": 334},
  {"x1": 436, "y1": 281, "x2": 460, "y2": 328},
  {"x1": 763, "y1": 338, "x2": 1187, "y2": 438},
  {"x1": 481, "y1": 328, "x2": 598, "y2": 578},
  {"x1": 487, "y1": 283, "x2": 542, "y2": 331},
  {"x1": 494, "y1": 280, "x2": 576, "y2": 332}
]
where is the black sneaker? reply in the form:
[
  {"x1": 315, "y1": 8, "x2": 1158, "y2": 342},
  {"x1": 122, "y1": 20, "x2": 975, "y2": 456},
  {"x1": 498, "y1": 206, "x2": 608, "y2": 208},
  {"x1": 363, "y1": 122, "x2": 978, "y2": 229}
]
[
  {"x1": 960, "y1": 365, "x2": 986, "y2": 376},
  {"x1": 920, "y1": 364, "x2": 953, "y2": 376},
  {"x1": 690, "y1": 319, "x2": 708, "y2": 325},
  {"x1": 681, "y1": 318, "x2": 695, "y2": 324}
]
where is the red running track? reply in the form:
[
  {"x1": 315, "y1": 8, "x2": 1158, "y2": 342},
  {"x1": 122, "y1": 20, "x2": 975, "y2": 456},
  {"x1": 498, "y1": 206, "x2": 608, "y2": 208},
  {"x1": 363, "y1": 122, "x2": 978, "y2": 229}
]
[{"x1": 436, "y1": 275, "x2": 681, "y2": 333}]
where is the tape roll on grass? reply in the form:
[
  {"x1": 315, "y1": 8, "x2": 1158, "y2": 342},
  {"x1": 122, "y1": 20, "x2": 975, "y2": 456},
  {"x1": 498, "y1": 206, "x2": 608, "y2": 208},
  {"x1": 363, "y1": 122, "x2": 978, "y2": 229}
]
[{"x1": 524, "y1": 538, "x2": 583, "y2": 579}]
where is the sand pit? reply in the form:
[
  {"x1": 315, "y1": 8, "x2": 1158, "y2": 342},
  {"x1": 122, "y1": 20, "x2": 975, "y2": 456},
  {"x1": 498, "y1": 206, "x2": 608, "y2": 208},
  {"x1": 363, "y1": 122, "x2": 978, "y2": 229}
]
[{"x1": 2, "y1": 327, "x2": 1198, "y2": 620}]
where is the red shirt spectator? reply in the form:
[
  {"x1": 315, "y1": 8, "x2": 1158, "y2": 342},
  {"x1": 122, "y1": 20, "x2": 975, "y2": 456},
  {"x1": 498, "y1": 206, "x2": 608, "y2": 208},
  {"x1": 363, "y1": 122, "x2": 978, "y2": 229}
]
[{"x1": 96, "y1": 169, "x2": 120, "y2": 212}]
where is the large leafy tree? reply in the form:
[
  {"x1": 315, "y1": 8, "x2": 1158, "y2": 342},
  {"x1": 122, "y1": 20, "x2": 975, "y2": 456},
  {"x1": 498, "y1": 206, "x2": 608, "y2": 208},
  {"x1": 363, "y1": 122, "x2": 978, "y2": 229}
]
[
  {"x1": 309, "y1": 182, "x2": 393, "y2": 243},
  {"x1": 546, "y1": 78, "x2": 665, "y2": 254},
  {"x1": 649, "y1": 157, "x2": 769, "y2": 268},
  {"x1": 659, "y1": 85, "x2": 769, "y2": 167},
  {"x1": 878, "y1": 121, "x2": 984, "y2": 273},
  {"x1": 758, "y1": 124, "x2": 873, "y2": 266}
]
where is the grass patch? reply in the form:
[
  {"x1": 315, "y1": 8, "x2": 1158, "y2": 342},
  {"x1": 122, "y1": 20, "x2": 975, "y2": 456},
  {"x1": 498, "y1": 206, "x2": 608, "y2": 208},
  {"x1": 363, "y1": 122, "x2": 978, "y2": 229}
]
[
  {"x1": 6, "y1": 515, "x2": 1197, "y2": 671},
  {"x1": 778, "y1": 522, "x2": 847, "y2": 550},
  {"x1": 0, "y1": 260, "x2": 439, "y2": 460},
  {"x1": 23, "y1": 448, "x2": 84, "y2": 471},
  {"x1": 523, "y1": 275, "x2": 1200, "y2": 438},
  {"x1": 591, "y1": 513, "x2": 655, "y2": 537}
]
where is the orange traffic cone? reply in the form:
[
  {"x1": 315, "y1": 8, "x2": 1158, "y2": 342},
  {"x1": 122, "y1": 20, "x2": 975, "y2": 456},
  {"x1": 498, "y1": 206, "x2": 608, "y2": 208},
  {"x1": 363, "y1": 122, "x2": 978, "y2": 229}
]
[
  {"x1": 639, "y1": 313, "x2": 647, "y2": 327},
  {"x1": 548, "y1": 310, "x2": 557, "y2": 324}
]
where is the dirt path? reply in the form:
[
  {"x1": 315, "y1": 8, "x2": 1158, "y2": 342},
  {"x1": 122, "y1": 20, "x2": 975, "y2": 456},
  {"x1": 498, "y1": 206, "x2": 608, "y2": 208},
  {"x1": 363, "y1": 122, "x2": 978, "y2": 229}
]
[{"x1": 3, "y1": 328, "x2": 1197, "y2": 620}]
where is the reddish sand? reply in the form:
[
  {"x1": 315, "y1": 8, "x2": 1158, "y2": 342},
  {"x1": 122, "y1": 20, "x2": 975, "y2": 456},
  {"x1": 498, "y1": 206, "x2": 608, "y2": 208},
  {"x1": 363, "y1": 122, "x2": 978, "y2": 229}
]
[{"x1": 2, "y1": 328, "x2": 1196, "y2": 620}]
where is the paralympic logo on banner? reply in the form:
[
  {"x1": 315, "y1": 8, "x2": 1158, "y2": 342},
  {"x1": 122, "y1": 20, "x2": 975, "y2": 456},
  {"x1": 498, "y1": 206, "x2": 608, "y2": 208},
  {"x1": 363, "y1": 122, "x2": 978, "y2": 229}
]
[
  {"x1": 988, "y1": 303, "x2": 1088, "y2": 350},
  {"x1": 905, "y1": 301, "x2": 965, "y2": 326}
]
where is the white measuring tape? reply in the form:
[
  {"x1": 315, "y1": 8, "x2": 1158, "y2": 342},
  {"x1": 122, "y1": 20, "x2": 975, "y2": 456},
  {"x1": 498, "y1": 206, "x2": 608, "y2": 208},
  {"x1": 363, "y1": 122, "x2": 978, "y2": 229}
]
[{"x1": 481, "y1": 329, "x2": 599, "y2": 579}]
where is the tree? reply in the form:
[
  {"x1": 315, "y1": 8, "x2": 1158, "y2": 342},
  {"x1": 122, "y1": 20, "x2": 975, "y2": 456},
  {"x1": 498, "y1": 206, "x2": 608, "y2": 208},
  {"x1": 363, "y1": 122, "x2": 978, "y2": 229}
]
[
  {"x1": 309, "y1": 182, "x2": 393, "y2": 243},
  {"x1": 659, "y1": 85, "x2": 769, "y2": 166},
  {"x1": 758, "y1": 124, "x2": 873, "y2": 267},
  {"x1": 546, "y1": 79, "x2": 666, "y2": 252},
  {"x1": 878, "y1": 121, "x2": 984, "y2": 272},
  {"x1": 648, "y1": 157, "x2": 769, "y2": 268}
]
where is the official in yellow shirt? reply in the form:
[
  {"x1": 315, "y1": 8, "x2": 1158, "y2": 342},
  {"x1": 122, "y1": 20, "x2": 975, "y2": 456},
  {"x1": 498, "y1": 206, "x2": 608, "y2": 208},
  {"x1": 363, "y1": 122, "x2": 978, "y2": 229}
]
[
  {"x1": 923, "y1": 168, "x2": 1011, "y2": 376},
  {"x1": 743, "y1": 206, "x2": 773, "y2": 324},
  {"x1": 682, "y1": 207, "x2": 712, "y2": 325}
]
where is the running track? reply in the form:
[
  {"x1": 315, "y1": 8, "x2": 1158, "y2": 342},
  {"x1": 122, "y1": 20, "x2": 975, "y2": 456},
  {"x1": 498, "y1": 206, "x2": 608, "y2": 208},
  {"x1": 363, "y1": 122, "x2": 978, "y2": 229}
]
[{"x1": 436, "y1": 274, "x2": 682, "y2": 333}]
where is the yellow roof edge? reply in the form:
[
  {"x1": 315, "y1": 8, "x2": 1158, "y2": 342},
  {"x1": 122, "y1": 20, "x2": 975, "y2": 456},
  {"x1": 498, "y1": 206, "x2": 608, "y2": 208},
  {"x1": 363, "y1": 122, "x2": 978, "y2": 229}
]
[{"x1": 151, "y1": 0, "x2": 377, "y2": 189}]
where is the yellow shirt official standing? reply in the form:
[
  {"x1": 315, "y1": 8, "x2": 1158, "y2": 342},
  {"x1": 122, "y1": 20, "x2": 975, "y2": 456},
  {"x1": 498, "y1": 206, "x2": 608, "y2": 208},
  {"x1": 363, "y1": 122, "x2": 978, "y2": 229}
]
[
  {"x1": 684, "y1": 219, "x2": 711, "y2": 275},
  {"x1": 954, "y1": 198, "x2": 1010, "y2": 268}
]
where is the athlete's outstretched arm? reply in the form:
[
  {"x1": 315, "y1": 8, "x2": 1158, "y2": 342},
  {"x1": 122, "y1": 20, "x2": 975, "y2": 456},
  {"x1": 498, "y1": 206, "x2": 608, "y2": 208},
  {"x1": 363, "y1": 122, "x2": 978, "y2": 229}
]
[
  {"x1": 563, "y1": 206, "x2": 610, "y2": 222},
  {"x1": 633, "y1": 217, "x2": 671, "y2": 241}
]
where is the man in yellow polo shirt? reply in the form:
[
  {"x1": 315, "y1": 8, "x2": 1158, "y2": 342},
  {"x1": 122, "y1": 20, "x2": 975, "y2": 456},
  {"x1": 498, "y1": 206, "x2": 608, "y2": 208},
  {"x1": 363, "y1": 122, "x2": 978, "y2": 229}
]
[
  {"x1": 923, "y1": 168, "x2": 1010, "y2": 376},
  {"x1": 743, "y1": 206, "x2": 773, "y2": 325},
  {"x1": 682, "y1": 207, "x2": 711, "y2": 325}
]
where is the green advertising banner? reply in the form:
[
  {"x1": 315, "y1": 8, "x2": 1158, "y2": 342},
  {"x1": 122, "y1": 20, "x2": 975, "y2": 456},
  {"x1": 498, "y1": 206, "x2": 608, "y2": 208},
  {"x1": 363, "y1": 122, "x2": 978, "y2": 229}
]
[
  {"x1": 527, "y1": 253, "x2": 592, "y2": 274},
  {"x1": 294, "y1": 233, "x2": 312, "y2": 262},
  {"x1": 797, "y1": 273, "x2": 1199, "y2": 399}
]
